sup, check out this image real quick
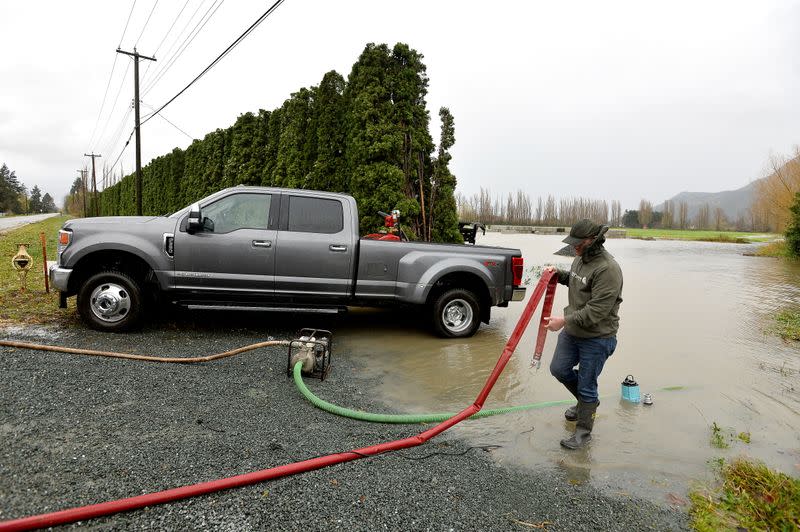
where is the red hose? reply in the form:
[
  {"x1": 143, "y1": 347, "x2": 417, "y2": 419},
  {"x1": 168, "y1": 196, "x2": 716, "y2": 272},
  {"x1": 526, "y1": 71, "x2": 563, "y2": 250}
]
[{"x1": 0, "y1": 271, "x2": 558, "y2": 532}]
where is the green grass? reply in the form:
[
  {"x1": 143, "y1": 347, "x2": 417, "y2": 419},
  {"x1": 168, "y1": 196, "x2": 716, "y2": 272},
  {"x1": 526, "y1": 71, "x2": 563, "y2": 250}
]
[
  {"x1": 754, "y1": 240, "x2": 796, "y2": 258},
  {"x1": 618, "y1": 228, "x2": 779, "y2": 243},
  {"x1": 774, "y1": 308, "x2": 800, "y2": 341},
  {"x1": 689, "y1": 458, "x2": 800, "y2": 531},
  {"x1": 0, "y1": 216, "x2": 78, "y2": 326}
]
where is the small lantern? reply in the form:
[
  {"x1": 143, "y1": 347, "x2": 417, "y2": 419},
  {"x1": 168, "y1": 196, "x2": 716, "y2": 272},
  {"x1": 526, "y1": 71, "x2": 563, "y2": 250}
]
[{"x1": 11, "y1": 243, "x2": 33, "y2": 292}]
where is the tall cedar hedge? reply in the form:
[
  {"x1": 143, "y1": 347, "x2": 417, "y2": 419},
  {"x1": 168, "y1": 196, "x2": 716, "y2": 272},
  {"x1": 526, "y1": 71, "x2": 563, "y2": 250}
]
[{"x1": 98, "y1": 43, "x2": 462, "y2": 242}]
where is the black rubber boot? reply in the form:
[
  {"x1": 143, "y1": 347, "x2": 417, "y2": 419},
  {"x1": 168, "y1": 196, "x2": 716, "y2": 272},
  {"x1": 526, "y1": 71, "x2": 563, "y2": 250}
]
[
  {"x1": 563, "y1": 381, "x2": 579, "y2": 421},
  {"x1": 560, "y1": 400, "x2": 598, "y2": 450}
]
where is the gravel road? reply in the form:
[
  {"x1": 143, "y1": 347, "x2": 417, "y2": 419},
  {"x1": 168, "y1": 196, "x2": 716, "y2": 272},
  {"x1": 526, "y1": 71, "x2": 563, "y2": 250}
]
[{"x1": 0, "y1": 316, "x2": 689, "y2": 531}]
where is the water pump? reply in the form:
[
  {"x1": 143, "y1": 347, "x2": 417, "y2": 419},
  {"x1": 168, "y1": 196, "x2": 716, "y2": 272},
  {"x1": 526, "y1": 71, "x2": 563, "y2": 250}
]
[{"x1": 286, "y1": 328, "x2": 333, "y2": 381}]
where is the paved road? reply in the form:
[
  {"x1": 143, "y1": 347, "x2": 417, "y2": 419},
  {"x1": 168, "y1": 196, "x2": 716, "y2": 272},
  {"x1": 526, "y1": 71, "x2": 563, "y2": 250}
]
[{"x1": 0, "y1": 213, "x2": 60, "y2": 232}]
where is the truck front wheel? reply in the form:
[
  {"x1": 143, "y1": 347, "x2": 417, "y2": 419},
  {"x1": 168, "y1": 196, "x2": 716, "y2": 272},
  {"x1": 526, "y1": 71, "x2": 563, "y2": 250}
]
[
  {"x1": 78, "y1": 271, "x2": 143, "y2": 332},
  {"x1": 431, "y1": 288, "x2": 481, "y2": 338}
]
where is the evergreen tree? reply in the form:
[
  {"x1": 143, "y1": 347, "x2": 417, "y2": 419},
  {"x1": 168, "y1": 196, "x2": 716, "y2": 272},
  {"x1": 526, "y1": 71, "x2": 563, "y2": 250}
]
[
  {"x1": 0, "y1": 163, "x2": 24, "y2": 213},
  {"x1": 41, "y1": 193, "x2": 57, "y2": 213},
  {"x1": 224, "y1": 112, "x2": 260, "y2": 186},
  {"x1": 29, "y1": 185, "x2": 42, "y2": 213},
  {"x1": 308, "y1": 71, "x2": 347, "y2": 192},
  {"x1": 274, "y1": 88, "x2": 316, "y2": 188},
  {"x1": 261, "y1": 107, "x2": 283, "y2": 186},
  {"x1": 429, "y1": 107, "x2": 461, "y2": 242}
]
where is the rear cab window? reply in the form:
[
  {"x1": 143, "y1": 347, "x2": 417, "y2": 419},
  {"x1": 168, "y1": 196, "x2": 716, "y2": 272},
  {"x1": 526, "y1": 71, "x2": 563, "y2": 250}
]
[{"x1": 286, "y1": 196, "x2": 343, "y2": 234}]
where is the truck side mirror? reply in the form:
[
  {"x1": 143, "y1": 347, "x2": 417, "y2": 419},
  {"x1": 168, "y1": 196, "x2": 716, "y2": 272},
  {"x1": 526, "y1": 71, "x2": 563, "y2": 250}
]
[{"x1": 187, "y1": 203, "x2": 202, "y2": 234}]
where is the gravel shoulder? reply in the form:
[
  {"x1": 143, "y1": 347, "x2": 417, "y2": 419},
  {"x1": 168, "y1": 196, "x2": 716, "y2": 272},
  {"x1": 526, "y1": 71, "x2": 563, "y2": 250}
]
[{"x1": 0, "y1": 319, "x2": 689, "y2": 531}]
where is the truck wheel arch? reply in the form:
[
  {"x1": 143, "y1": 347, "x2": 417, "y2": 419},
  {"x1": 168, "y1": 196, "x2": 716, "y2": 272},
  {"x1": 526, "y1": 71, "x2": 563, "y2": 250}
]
[
  {"x1": 68, "y1": 250, "x2": 155, "y2": 296},
  {"x1": 426, "y1": 272, "x2": 491, "y2": 325}
]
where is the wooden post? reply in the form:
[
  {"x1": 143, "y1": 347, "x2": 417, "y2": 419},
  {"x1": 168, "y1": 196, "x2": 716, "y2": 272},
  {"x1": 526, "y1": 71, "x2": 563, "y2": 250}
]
[{"x1": 40, "y1": 232, "x2": 49, "y2": 293}]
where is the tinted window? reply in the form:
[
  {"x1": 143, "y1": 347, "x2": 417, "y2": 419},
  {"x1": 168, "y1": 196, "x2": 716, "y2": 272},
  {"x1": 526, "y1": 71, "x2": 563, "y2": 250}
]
[
  {"x1": 202, "y1": 193, "x2": 271, "y2": 233},
  {"x1": 287, "y1": 196, "x2": 343, "y2": 234}
]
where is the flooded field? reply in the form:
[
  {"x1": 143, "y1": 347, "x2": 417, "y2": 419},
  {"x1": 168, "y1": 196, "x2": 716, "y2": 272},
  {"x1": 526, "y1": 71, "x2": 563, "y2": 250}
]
[{"x1": 333, "y1": 233, "x2": 800, "y2": 503}]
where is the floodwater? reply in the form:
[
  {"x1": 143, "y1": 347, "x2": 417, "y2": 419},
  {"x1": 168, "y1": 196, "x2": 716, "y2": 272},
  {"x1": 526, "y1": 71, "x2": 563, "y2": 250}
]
[{"x1": 334, "y1": 233, "x2": 800, "y2": 503}]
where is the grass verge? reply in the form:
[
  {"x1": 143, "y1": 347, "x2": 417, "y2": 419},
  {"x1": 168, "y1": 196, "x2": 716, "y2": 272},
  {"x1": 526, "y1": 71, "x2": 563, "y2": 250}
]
[
  {"x1": 0, "y1": 216, "x2": 78, "y2": 326},
  {"x1": 619, "y1": 228, "x2": 779, "y2": 243},
  {"x1": 689, "y1": 458, "x2": 800, "y2": 531}
]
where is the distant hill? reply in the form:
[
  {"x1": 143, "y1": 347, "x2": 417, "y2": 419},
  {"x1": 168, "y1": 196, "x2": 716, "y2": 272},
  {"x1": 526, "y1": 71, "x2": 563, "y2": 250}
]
[{"x1": 656, "y1": 180, "x2": 760, "y2": 221}]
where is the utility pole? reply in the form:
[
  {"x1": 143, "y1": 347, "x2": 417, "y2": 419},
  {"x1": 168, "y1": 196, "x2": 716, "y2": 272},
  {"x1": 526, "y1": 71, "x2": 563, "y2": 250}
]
[
  {"x1": 76, "y1": 169, "x2": 88, "y2": 218},
  {"x1": 116, "y1": 47, "x2": 156, "y2": 216},
  {"x1": 84, "y1": 152, "x2": 101, "y2": 216}
]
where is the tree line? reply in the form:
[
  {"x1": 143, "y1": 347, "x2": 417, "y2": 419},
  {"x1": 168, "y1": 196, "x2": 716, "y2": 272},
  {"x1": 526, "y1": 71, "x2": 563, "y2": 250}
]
[
  {"x1": 456, "y1": 188, "x2": 622, "y2": 227},
  {"x1": 456, "y1": 187, "x2": 779, "y2": 232},
  {"x1": 97, "y1": 43, "x2": 461, "y2": 242},
  {"x1": 0, "y1": 163, "x2": 58, "y2": 215}
]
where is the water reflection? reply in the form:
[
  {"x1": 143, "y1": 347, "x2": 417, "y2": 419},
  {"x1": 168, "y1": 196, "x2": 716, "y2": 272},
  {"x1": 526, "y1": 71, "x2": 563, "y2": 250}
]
[{"x1": 338, "y1": 233, "x2": 800, "y2": 503}]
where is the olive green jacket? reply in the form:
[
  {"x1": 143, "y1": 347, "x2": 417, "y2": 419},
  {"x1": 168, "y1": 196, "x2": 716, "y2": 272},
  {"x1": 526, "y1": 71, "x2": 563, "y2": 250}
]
[{"x1": 556, "y1": 247, "x2": 623, "y2": 338}]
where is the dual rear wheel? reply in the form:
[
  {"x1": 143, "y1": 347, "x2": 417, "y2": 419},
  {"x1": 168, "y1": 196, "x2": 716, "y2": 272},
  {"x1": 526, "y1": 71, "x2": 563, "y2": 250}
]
[{"x1": 430, "y1": 288, "x2": 481, "y2": 338}]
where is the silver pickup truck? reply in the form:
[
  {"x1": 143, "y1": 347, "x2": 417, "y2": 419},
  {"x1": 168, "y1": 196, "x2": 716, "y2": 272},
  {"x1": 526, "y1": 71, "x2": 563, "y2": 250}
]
[{"x1": 49, "y1": 186, "x2": 526, "y2": 337}]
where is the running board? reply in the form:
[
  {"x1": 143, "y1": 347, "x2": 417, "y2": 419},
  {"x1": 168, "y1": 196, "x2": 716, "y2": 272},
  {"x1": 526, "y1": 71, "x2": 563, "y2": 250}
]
[{"x1": 182, "y1": 304, "x2": 345, "y2": 314}]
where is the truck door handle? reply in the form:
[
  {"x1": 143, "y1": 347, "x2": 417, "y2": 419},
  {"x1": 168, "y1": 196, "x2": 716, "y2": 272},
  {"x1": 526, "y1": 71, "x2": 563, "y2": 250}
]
[
  {"x1": 252, "y1": 240, "x2": 272, "y2": 248},
  {"x1": 329, "y1": 244, "x2": 347, "y2": 252}
]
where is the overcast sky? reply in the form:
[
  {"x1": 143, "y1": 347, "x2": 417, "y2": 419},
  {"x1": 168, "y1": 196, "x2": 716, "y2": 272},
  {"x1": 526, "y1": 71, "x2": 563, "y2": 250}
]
[{"x1": 1, "y1": 0, "x2": 798, "y2": 210}]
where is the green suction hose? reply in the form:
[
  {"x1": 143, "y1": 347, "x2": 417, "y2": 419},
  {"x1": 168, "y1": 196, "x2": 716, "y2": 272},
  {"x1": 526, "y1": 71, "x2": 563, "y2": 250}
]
[
  {"x1": 293, "y1": 362, "x2": 688, "y2": 424},
  {"x1": 294, "y1": 361, "x2": 572, "y2": 424}
]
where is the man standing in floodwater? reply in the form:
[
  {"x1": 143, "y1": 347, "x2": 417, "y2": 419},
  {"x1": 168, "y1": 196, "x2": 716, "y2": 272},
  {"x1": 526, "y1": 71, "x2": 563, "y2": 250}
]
[{"x1": 544, "y1": 219, "x2": 623, "y2": 450}]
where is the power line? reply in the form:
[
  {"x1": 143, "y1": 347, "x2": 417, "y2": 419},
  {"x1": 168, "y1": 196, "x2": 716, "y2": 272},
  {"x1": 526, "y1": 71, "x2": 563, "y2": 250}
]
[
  {"x1": 119, "y1": 0, "x2": 138, "y2": 47},
  {"x1": 142, "y1": 0, "x2": 226, "y2": 96},
  {"x1": 86, "y1": 0, "x2": 139, "y2": 152},
  {"x1": 140, "y1": 0, "x2": 211, "y2": 90},
  {"x1": 134, "y1": 0, "x2": 160, "y2": 48},
  {"x1": 140, "y1": 0, "x2": 191, "y2": 83},
  {"x1": 93, "y1": 59, "x2": 132, "y2": 153},
  {"x1": 108, "y1": 128, "x2": 136, "y2": 171},
  {"x1": 100, "y1": 104, "x2": 134, "y2": 160},
  {"x1": 87, "y1": 55, "x2": 120, "y2": 152},
  {"x1": 142, "y1": 0, "x2": 286, "y2": 126}
]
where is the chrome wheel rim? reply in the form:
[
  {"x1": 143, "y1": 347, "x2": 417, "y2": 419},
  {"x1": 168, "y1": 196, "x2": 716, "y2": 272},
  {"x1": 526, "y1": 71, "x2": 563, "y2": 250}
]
[
  {"x1": 442, "y1": 298, "x2": 473, "y2": 334},
  {"x1": 89, "y1": 282, "x2": 131, "y2": 323}
]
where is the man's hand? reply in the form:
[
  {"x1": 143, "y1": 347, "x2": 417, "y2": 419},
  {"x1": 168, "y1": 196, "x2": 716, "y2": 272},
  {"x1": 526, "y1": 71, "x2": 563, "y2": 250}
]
[{"x1": 543, "y1": 315, "x2": 565, "y2": 332}]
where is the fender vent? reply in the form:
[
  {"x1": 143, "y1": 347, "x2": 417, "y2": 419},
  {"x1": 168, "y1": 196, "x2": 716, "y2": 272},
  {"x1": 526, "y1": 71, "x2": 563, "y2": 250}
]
[{"x1": 163, "y1": 233, "x2": 175, "y2": 258}]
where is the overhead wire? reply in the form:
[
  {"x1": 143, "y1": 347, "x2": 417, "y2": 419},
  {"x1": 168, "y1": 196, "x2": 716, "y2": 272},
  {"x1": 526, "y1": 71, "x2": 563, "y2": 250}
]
[
  {"x1": 86, "y1": 0, "x2": 139, "y2": 152},
  {"x1": 92, "y1": 59, "x2": 132, "y2": 154},
  {"x1": 107, "y1": 128, "x2": 137, "y2": 173},
  {"x1": 100, "y1": 104, "x2": 134, "y2": 161},
  {"x1": 119, "y1": 0, "x2": 138, "y2": 47},
  {"x1": 134, "y1": 0, "x2": 160, "y2": 48},
  {"x1": 139, "y1": 0, "x2": 192, "y2": 82},
  {"x1": 140, "y1": 0, "x2": 212, "y2": 90},
  {"x1": 142, "y1": 0, "x2": 286, "y2": 126},
  {"x1": 142, "y1": 0, "x2": 226, "y2": 97}
]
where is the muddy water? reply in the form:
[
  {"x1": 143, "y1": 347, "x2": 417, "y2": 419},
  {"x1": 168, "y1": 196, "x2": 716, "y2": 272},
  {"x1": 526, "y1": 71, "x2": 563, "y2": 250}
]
[{"x1": 335, "y1": 233, "x2": 800, "y2": 503}]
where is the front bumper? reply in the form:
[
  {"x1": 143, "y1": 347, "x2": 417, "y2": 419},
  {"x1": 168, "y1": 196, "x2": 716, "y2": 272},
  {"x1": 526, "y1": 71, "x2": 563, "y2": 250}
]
[
  {"x1": 49, "y1": 263, "x2": 72, "y2": 292},
  {"x1": 511, "y1": 287, "x2": 526, "y2": 301}
]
